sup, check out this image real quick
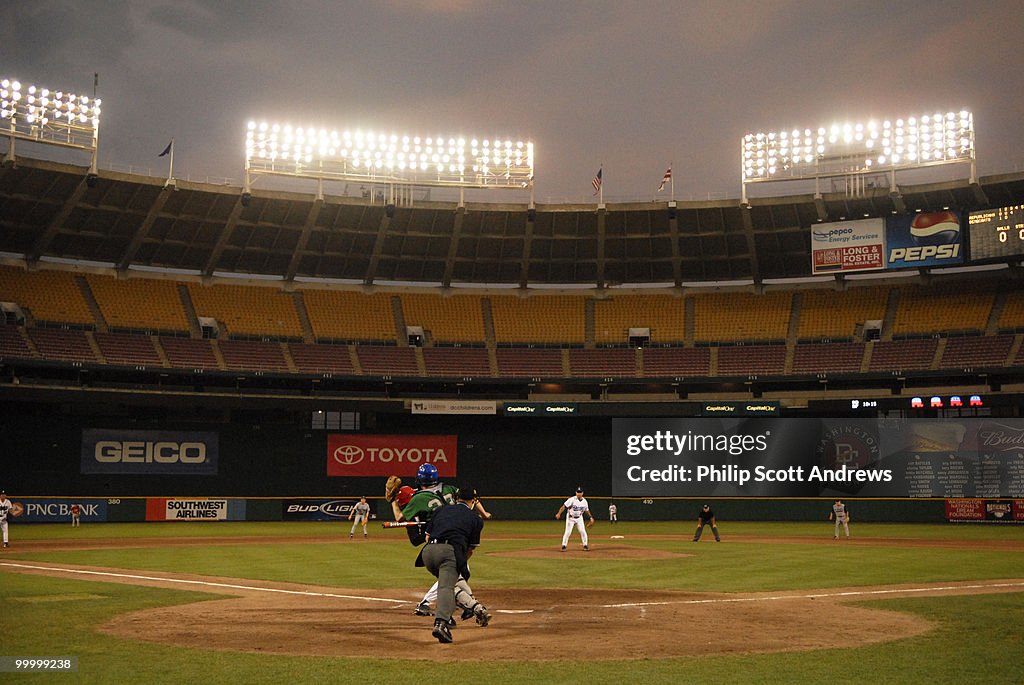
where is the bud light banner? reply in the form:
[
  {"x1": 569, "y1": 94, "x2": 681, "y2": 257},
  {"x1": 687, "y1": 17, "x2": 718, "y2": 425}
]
[
  {"x1": 282, "y1": 498, "x2": 366, "y2": 521},
  {"x1": 81, "y1": 429, "x2": 219, "y2": 475},
  {"x1": 613, "y1": 417, "x2": 1024, "y2": 498},
  {"x1": 885, "y1": 210, "x2": 964, "y2": 269},
  {"x1": 327, "y1": 434, "x2": 457, "y2": 478}
]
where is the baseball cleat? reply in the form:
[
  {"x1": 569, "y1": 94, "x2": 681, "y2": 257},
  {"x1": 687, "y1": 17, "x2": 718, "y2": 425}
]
[
  {"x1": 414, "y1": 602, "x2": 432, "y2": 616},
  {"x1": 460, "y1": 607, "x2": 476, "y2": 621},
  {"x1": 432, "y1": 619, "x2": 453, "y2": 643},
  {"x1": 583, "y1": 545, "x2": 589, "y2": 551},
  {"x1": 473, "y1": 604, "x2": 491, "y2": 627},
  {"x1": 560, "y1": 545, "x2": 566, "y2": 551}
]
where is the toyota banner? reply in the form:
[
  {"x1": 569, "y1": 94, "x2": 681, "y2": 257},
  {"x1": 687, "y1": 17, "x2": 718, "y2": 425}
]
[{"x1": 327, "y1": 434, "x2": 458, "y2": 477}]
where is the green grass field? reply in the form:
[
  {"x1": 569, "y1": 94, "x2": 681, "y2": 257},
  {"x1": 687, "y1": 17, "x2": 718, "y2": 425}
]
[{"x1": 2, "y1": 521, "x2": 1023, "y2": 684}]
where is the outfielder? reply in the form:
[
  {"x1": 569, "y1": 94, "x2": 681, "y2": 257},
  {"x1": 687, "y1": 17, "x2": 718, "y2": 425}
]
[
  {"x1": 348, "y1": 496, "x2": 370, "y2": 539},
  {"x1": 555, "y1": 486, "x2": 594, "y2": 551},
  {"x1": 71, "y1": 503, "x2": 81, "y2": 528},
  {"x1": 829, "y1": 499, "x2": 851, "y2": 539},
  {"x1": 0, "y1": 490, "x2": 13, "y2": 548},
  {"x1": 608, "y1": 502, "x2": 618, "y2": 523}
]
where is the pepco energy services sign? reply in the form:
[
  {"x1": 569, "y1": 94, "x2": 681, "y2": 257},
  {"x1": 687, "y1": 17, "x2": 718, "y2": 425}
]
[{"x1": 327, "y1": 434, "x2": 457, "y2": 477}]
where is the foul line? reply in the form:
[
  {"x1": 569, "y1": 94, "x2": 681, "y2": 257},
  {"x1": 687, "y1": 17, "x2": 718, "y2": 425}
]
[
  {"x1": 0, "y1": 562, "x2": 405, "y2": 605},
  {"x1": 603, "y1": 581, "x2": 1024, "y2": 608},
  {"x1": 6, "y1": 561, "x2": 1019, "y2": 613}
]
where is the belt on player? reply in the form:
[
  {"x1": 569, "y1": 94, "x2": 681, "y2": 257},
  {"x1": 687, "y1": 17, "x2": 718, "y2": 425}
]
[{"x1": 428, "y1": 538, "x2": 452, "y2": 544}]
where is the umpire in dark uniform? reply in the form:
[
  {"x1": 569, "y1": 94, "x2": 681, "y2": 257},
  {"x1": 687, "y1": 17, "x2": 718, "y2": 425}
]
[
  {"x1": 693, "y1": 503, "x2": 721, "y2": 542},
  {"x1": 417, "y1": 482, "x2": 488, "y2": 643}
]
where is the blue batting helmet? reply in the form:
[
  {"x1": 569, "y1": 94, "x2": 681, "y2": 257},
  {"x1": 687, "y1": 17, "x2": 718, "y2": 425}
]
[{"x1": 416, "y1": 463, "x2": 439, "y2": 486}]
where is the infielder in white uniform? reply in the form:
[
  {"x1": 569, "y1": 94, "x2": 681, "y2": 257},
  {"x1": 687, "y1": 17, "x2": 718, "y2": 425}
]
[
  {"x1": 555, "y1": 487, "x2": 595, "y2": 551},
  {"x1": 0, "y1": 490, "x2": 14, "y2": 548},
  {"x1": 829, "y1": 499, "x2": 850, "y2": 539},
  {"x1": 348, "y1": 497, "x2": 370, "y2": 539}
]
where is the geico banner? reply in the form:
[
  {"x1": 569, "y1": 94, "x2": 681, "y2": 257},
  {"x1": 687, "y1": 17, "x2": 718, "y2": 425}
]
[
  {"x1": 145, "y1": 498, "x2": 234, "y2": 521},
  {"x1": 885, "y1": 210, "x2": 964, "y2": 269},
  {"x1": 613, "y1": 417, "x2": 1024, "y2": 498},
  {"x1": 81, "y1": 429, "x2": 219, "y2": 475},
  {"x1": 811, "y1": 218, "x2": 885, "y2": 274},
  {"x1": 327, "y1": 434, "x2": 457, "y2": 477},
  {"x1": 8, "y1": 498, "x2": 108, "y2": 523},
  {"x1": 283, "y1": 498, "x2": 367, "y2": 521}
]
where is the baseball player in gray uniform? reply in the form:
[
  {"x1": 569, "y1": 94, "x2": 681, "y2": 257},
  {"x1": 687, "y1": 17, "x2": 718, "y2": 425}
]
[
  {"x1": 555, "y1": 486, "x2": 595, "y2": 551},
  {"x1": 348, "y1": 496, "x2": 370, "y2": 539},
  {"x1": 0, "y1": 490, "x2": 14, "y2": 548},
  {"x1": 829, "y1": 499, "x2": 850, "y2": 539}
]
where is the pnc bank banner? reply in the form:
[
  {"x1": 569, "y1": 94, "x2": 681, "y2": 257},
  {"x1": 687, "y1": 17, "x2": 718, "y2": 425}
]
[
  {"x1": 8, "y1": 498, "x2": 108, "y2": 523},
  {"x1": 81, "y1": 429, "x2": 219, "y2": 475},
  {"x1": 327, "y1": 434, "x2": 457, "y2": 478}
]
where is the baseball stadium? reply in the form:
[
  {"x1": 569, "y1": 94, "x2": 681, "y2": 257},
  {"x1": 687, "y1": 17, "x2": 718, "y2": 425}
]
[{"x1": 2, "y1": 69, "x2": 1024, "y2": 684}]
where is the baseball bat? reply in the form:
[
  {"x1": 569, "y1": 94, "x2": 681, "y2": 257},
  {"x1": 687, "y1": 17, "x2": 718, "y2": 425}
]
[{"x1": 381, "y1": 521, "x2": 420, "y2": 528}]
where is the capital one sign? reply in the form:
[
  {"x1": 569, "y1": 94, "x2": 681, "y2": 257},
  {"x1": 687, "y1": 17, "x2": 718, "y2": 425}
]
[{"x1": 327, "y1": 434, "x2": 458, "y2": 477}]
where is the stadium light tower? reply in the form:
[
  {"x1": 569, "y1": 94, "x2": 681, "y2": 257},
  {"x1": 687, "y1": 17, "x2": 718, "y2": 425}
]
[
  {"x1": 243, "y1": 121, "x2": 535, "y2": 206},
  {"x1": 740, "y1": 110, "x2": 975, "y2": 205},
  {"x1": 1, "y1": 77, "x2": 101, "y2": 178}
]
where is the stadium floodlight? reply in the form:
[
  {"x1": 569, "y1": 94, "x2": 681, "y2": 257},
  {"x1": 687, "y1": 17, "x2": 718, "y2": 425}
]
[
  {"x1": 740, "y1": 110, "x2": 975, "y2": 204},
  {"x1": 243, "y1": 120, "x2": 534, "y2": 200},
  {"x1": 1, "y1": 77, "x2": 101, "y2": 173}
]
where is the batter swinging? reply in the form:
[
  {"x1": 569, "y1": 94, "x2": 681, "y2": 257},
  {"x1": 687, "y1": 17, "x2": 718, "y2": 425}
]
[{"x1": 555, "y1": 486, "x2": 595, "y2": 551}]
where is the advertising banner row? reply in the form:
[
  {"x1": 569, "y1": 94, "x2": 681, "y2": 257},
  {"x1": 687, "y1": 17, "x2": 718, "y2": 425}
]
[
  {"x1": 613, "y1": 417, "x2": 1024, "y2": 498},
  {"x1": 944, "y1": 499, "x2": 1024, "y2": 522},
  {"x1": 811, "y1": 211, "x2": 963, "y2": 274}
]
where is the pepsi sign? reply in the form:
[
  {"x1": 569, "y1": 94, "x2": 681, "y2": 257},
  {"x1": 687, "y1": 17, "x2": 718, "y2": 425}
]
[{"x1": 885, "y1": 211, "x2": 964, "y2": 269}]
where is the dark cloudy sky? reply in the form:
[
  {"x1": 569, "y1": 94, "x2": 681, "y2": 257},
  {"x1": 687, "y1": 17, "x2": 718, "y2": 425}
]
[{"x1": 4, "y1": 1, "x2": 1023, "y2": 203}]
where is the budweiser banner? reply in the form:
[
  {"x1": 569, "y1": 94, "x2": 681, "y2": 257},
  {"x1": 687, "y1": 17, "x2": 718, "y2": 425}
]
[{"x1": 327, "y1": 434, "x2": 457, "y2": 478}]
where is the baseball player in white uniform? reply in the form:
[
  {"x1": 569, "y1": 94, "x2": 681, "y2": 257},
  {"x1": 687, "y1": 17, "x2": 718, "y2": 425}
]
[
  {"x1": 829, "y1": 499, "x2": 850, "y2": 539},
  {"x1": 0, "y1": 490, "x2": 14, "y2": 548},
  {"x1": 555, "y1": 486, "x2": 595, "y2": 551},
  {"x1": 608, "y1": 502, "x2": 618, "y2": 523},
  {"x1": 348, "y1": 496, "x2": 371, "y2": 539}
]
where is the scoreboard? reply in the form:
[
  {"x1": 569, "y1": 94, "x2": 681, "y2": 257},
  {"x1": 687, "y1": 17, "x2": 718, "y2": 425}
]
[{"x1": 968, "y1": 204, "x2": 1024, "y2": 260}]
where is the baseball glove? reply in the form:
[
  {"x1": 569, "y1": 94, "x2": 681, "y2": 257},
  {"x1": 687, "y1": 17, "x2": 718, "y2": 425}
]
[{"x1": 384, "y1": 475, "x2": 403, "y2": 502}]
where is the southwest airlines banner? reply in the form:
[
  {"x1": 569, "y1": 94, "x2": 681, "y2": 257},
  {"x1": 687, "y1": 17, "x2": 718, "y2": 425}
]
[
  {"x1": 884, "y1": 210, "x2": 964, "y2": 269},
  {"x1": 81, "y1": 429, "x2": 219, "y2": 475},
  {"x1": 811, "y1": 218, "x2": 885, "y2": 274},
  {"x1": 327, "y1": 434, "x2": 457, "y2": 477},
  {"x1": 613, "y1": 417, "x2": 1024, "y2": 498},
  {"x1": 145, "y1": 498, "x2": 245, "y2": 521}
]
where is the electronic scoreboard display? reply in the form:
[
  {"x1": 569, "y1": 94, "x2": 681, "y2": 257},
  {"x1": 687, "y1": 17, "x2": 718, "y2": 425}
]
[{"x1": 967, "y1": 204, "x2": 1024, "y2": 260}]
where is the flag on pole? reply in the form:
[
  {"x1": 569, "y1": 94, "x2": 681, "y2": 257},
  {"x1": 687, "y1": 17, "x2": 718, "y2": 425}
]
[
  {"x1": 658, "y1": 167, "x2": 672, "y2": 192},
  {"x1": 158, "y1": 141, "x2": 173, "y2": 157},
  {"x1": 592, "y1": 168, "x2": 603, "y2": 195}
]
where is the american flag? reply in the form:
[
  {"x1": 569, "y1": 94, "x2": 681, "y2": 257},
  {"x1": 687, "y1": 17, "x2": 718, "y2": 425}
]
[
  {"x1": 592, "y1": 168, "x2": 603, "y2": 195},
  {"x1": 658, "y1": 167, "x2": 672, "y2": 192}
]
